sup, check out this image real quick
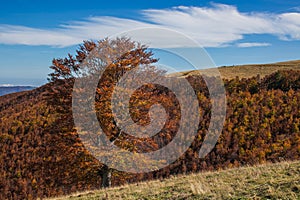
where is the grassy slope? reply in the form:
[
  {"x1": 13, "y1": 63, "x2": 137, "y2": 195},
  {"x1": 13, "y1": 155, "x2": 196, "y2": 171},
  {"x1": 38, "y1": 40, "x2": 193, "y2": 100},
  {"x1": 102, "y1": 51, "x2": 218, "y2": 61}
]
[
  {"x1": 171, "y1": 60, "x2": 300, "y2": 79},
  {"x1": 49, "y1": 160, "x2": 300, "y2": 200}
]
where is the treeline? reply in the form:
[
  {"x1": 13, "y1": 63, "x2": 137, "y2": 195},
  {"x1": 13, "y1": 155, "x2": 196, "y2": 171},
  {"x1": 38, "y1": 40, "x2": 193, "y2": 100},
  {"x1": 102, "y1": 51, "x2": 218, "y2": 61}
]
[{"x1": 114, "y1": 70, "x2": 300, "y2": 186}]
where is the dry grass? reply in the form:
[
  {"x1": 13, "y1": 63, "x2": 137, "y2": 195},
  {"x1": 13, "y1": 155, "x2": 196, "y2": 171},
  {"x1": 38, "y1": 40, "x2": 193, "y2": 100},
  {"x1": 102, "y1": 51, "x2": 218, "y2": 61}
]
[
  {"x1": 170, "y1": 60, "x2": 300, "y2": 79},
  {"x1": 47, "y1": 160, "x2": 300, "y2": 200}
]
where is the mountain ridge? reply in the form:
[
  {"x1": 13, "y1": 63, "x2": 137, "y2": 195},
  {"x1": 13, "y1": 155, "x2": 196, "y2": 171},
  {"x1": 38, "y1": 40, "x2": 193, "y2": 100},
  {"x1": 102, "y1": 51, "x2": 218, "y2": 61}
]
[
  {"x1": 0, "y1": 85, "x2": 36, "y2": 96},
  {"x1": 170, "y1": 59, "x2": 300, "y2": 79}
]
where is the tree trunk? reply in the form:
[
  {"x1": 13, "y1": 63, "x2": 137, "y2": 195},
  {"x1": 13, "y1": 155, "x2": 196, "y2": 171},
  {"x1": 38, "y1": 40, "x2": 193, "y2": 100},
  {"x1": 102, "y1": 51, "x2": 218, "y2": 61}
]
[{"x1": 100, "y1": 165, "x2": 111, "y2": 188}]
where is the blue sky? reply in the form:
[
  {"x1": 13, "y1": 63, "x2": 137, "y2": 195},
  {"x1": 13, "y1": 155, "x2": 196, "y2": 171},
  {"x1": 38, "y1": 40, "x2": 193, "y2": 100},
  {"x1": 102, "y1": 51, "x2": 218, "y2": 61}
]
[{"x1": 1, "y1": 0, "x2": 300, "y2": 86}]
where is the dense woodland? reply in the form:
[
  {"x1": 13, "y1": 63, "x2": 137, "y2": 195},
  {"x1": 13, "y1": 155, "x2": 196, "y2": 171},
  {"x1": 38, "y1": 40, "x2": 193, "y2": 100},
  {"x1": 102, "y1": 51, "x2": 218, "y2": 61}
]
[{"x1": 0, "y1": 39, "x2": 299, "y2": 199}]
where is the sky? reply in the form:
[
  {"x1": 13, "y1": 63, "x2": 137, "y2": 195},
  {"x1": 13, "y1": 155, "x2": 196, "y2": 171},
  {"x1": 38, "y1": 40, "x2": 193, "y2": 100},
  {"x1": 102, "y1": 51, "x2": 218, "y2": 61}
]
[{"x1": 1, "y1": 0, "x2": 300, "y2": 86}]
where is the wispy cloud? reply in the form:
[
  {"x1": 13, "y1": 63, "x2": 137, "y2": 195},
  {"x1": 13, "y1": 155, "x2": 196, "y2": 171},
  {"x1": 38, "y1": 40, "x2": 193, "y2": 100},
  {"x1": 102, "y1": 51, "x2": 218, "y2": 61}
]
[
  {"x1": 292, "y1": 6, "x2": 300, "y2": 12},
  {"x1": 0, "y1": 3, "x2": 300, "y2": 48},
  {"x1": 236, "y1": 42, "x2": 271, "y2": 48},
  {"x1": 0, "y1": 25, "x2": 80, "y2": 47}
]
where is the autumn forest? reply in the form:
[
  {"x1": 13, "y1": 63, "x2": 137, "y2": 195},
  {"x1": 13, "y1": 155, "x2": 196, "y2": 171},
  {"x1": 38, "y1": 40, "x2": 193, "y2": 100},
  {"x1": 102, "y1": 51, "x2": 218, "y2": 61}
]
[{"x1": 0, "y1": 38, "x2": 299, "y2": 199}]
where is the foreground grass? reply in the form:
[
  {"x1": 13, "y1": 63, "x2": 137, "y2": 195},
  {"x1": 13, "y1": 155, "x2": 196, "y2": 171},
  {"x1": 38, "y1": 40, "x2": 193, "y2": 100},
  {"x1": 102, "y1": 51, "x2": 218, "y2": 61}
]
[{"x1": 49, "y1": 160, "x2": 300, "y2": 200}]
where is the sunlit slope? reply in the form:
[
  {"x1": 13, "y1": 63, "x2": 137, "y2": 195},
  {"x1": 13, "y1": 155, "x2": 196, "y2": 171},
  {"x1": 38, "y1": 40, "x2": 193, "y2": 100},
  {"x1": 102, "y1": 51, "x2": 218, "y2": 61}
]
[
  {"x1": 170, "y1": 59, "x2": 300, "y2": 79},
  {"x1": 49, "y1": 160, "x2": 300, "y2": 200}
]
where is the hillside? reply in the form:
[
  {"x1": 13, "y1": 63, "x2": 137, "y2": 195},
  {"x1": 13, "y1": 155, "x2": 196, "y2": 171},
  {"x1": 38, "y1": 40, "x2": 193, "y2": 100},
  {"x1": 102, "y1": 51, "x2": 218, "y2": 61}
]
[
  {"x1": 0, "y1": 86, "x2": 35, "y2": 96},
  {"x1": 49, "y1": 160, "x2": 300, "y2": 200},
  {"x1": 172, "y1": 59, "x2": 300, "y2": 79},
  {"x1": 0, "y1": 60, "x2": 300, "y2": 199},
  {"x1": 0, "y1": 83, "x2": 103, "y2": 199}
]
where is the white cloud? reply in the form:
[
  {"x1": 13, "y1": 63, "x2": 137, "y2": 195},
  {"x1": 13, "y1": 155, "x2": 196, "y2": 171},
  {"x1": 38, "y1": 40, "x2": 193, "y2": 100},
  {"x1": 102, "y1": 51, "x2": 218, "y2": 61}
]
[
  {"x1": 0, "y1": 25, "x2": 79, "y2": 47},
  {"x1": 276, "y1": 13, "x2": 300, "y2": 40},
  {"x1": 0, "y1": 4, "x2": 300, "y2": 48},
  {"x1": 0, "y1": 18, "x2": 152, "y2": 47},
  {"x1": 236, "y1": 42, "x2": 271, "y2": 48}
]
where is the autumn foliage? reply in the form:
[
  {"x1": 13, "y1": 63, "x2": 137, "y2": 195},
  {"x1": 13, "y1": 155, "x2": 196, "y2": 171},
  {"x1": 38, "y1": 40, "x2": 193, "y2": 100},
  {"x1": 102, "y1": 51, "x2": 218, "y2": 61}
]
[{"x1": 0, "y1": 38, "x2": 299, "y2": 199}]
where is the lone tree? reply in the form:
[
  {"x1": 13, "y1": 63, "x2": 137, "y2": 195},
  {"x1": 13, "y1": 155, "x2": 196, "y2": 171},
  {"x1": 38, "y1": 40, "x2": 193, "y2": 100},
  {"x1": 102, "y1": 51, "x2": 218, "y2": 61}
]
[{"x1": 48, "y1": 37, "x2": 165, "y2": 188}]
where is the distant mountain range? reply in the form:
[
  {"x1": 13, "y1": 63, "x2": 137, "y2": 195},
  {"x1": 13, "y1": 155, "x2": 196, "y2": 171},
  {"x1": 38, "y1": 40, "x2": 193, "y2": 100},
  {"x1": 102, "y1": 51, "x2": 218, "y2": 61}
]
[{"x1": 0, "y1": 85, "x2": 36, "y2": 96}]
